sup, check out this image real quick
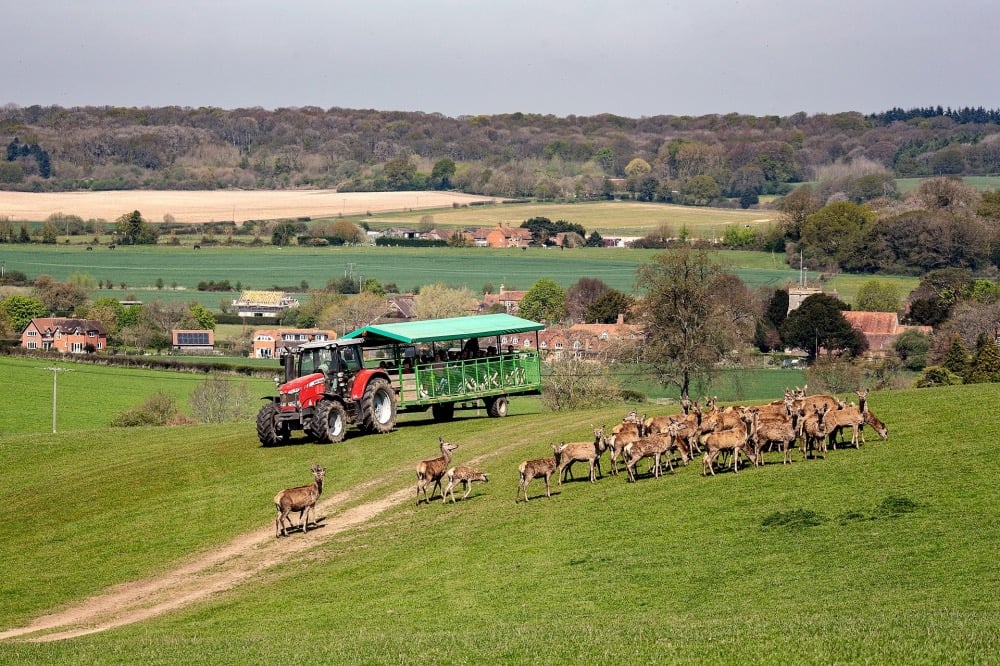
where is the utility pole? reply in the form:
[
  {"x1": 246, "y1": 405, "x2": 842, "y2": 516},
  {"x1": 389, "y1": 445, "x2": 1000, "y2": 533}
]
[{"x1": 41, "y1": 367, "x2": 72, "y2": 433}]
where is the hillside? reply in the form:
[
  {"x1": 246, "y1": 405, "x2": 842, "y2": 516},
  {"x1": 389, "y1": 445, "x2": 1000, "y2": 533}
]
[{"x1": 0, "y1": 383, "x2": 996, "y2": 663}]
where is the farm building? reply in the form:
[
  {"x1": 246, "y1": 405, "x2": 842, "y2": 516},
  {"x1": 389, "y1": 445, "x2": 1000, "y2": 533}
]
[
  {"x1": 20, "y1": 317, "x2": 107, "y2": 353},
  {"x1": 171, "y1": 329, "x2": 215, "y2": 353},
  {"x1": 841, "y1": 311, "x2": 932, "y2": 359},
  {"x1": 252, "y1": 328, "x2": 338, "y2": 359},
  {"x1": 232, "y1": 290, "x2": 300, "y2": 318},
  {"x1": 481, "y1": 284, "x2": 526, "y2": 315}
]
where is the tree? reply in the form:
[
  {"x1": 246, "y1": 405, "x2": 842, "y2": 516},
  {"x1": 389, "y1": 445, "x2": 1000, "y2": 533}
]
[
  {"x1": 583, "y1": 290, "x2": 635, "y2": 324},
  {"x1": 776, "y1": 185, "x2": 822, "y2": 240},
  {"x1": 779, "y1": 293, "x2": 866, "y2": 360},
  {"x1": 855, "y1": 280, "x2": 900, "y2": 312},
  {"x1": 566, "y1": 277, "x2": 610, "y2": 322},
  {"x1": 413, "y1": 283, "x2": 477, "y2": 320},
  {"x1": 682, "y1": 174, "x2": 721, "y2": 206},
  {"x1": 115, "y1": 210, "x2": 158, "y2": 245},
  {"x1": 939, "y1": 334, "x2": 970, "y2": 377},
  {"x1": 383, "y1": 155, "x2": 416, "y2": 190},
  {"x1": 636, "y1": 248, "x2": 749, "y2": 399},
  {"x1": 893, "y1": 329, "x2": 931, "y2": 370},
  {"x1": 271, "y1": 220, "x2": 302, "y2": 246},
  {"x1": 187, "y1": 302, "x2": 216, "y2": 330},
  {"x1": 519, "y1": 278, "x2": 567, "y2": 324},
  {"x1": 967, "y1": 336, "x2": 1000, "y2": 383},
  {"x1": 0, "y1": 294, "x2": 46, "y2": 332},
  {"x1": 189, "y1": 375, "x2": 256, "y2": 424},
  {"x1": 585, "y1": 231, "x2": 604, "y2": 247},
  {"x1": 32, "y1": 275, "x2": 89, "y2": 314},
  {"x1": 800, "y1": 201, "x2": 875, "y2": 267},
  {"x1": 429, "y1": 158, "x2": 456, "y2": 190}
]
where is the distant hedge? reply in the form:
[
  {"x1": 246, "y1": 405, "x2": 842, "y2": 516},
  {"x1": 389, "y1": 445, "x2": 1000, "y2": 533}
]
[{"x1": 374, "y1": 238, "x2": 447, "y2": 247}]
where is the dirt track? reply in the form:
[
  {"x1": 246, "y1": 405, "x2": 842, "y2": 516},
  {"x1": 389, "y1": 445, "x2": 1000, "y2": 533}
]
[
  {"x1": 0, "y1": 479, "x2": 411, "y2": 643},
  {"x1": 0, "y1": 190, "x2": 496, "y2": 223},
  {"x1": 0, "y1": 445, "x2": 507, "y2": 643}
]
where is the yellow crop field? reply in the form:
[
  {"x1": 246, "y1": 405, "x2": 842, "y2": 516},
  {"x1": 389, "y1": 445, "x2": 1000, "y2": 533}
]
[{"x1": 0, "y1": 190, "x2": 497, "y2": 224}]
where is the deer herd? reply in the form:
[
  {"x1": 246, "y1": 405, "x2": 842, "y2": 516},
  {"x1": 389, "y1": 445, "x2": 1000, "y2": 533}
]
[{"x1": 274, "y1": 386, "x2": 889, "y2": 535}]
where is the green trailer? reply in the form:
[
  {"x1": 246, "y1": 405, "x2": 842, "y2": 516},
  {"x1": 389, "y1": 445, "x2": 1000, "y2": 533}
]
[{"x1": 343, "y1": 314, "x2": 544, "y2": 422}]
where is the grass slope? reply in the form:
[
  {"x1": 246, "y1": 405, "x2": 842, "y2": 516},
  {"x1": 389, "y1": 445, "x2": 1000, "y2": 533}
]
[{"x1": 0, "y1": 384, "x2": 997, "y2": 664}]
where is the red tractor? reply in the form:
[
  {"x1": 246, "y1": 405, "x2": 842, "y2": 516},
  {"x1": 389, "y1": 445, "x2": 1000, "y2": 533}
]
[{"x1": 256, "y1": 338, "x2": 397, "y2": 446}]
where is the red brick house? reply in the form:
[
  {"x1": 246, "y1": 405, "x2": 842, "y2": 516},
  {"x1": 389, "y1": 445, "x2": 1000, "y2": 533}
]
[
  {"x1": 537, "y1": 315, "x2": 644, "y2": 361},
  {"x1": 484, "y1": 222, "x2": 533, "y2": 248},
  {"x1": 20, "y1": 317, "x2": 108, "y2": 353},
  {"x1": 481, "y1": 284, "x2": 527, "y2": 315},
  {"x1": 251, "y1": 328, "x2": 338, "y2": 359}
]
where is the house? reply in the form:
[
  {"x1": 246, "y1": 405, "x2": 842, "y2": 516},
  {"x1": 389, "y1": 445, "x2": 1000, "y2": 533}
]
[
  {"x1": 537, "y1": 314, "x2": 645, "y2": 361},
  {"x1": 484, "y1": 222, "x2": 533, "y2": 248},
  {"x1": 841, "y1": 311, "x2": 932, "y2": 359},
  {"x1": 386, "y1": 294, "x2": 417, "y2": 320},
  {"x1": 172, "y1": 329, "x2": 215, "y2": 353},
  {"x1": 20, "y1": 317, "x2": 107, "y2": 353},
  {"x1": 232, "y1": 290, "x2": 300, "y2": 318},
  {"x1": 481, "y1": 284, "x2": 527, "y2": 315},
  {"x1": 251, "y1": 328, "x2": 338, "y2": 359}
]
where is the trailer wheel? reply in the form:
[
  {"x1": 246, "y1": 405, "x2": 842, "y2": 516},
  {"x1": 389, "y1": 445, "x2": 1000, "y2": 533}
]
[
  {"x1": 431, "y1": 401, "x2": 455, "y2": 422},
  {"x1": 486, "y1": 395, "x2": 509, "y2": 418},
  {"x1": 310, "y1": 399, "x2": 347, "y2": 443},
  {"x1": 256, "y1": 402, "x2": 289, "y2": 447},
  {"x1": 360, "y1": 377, "x2": 397, "y2": 434}
]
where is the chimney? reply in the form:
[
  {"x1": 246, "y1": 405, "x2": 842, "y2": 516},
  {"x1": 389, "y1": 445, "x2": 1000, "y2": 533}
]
[{"x1": 616, "y1": 313, "x2": 624, "y2": 325}]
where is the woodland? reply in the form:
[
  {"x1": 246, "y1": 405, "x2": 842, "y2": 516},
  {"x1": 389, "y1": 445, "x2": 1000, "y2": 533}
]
[{"x1": 3, "y1": 104, "x2": 1000, "y2": 202}]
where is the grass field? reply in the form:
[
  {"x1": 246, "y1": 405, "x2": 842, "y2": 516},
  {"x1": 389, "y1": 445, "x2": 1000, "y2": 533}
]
[
  {"x1": 2, "y1": 243, "x2": 915, "y2": 315},
  {"x1": 0, "y1": 366, "x2": 996, "y2": 663}
]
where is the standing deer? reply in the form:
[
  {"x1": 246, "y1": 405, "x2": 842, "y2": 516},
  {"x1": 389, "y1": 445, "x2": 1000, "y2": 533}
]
[
  {"x1": 442, "y1": 465, "x2": 489, "y2": 503},
  {"x1": 515, "y1": 444, "x2": 563, "y2": 502},
  {"x1": 416, "y1": 437, "x2": 458, "y2": 504},
  {"x1": 274, "y1": 464, "x2": 326, "y2": 538}
]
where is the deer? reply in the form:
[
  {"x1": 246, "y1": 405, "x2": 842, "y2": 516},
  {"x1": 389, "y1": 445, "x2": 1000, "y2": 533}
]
[
  {"x1": 624, "y1": 423, "x2": 688, "y2": 482},
  {"x1": 416, "y1": 437, "x2": 458, "y2": 505},
  {"x1": 558, "y1": 425, "x2": 607, "y2": 484},
  {"x1": 746, "y1": 407, "x2": 799, "y2": 465},
  {"x1": 515, "y1": 444, "x2": 563, "y2": 502},
  {"x1": 608, "y1": 419, "x2": 644, "y2": 475},
  {"x1": 274, "y1": 464, "x2": 326, "y2": 538},
  {"x1": 442, "y1": 465, "x2": 489, "y2": 503},
  {"x1": 701, "y1": 410, "x2": 755, "y2": 476},
  {"x1": 800, "y1": 405, "x2": 830, "y2": 459}
]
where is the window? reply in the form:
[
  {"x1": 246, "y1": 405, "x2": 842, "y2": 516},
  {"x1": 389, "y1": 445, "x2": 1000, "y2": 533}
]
[
  {"x1": 71, "y1": 342, "x2": 83, "y2": 352},
  {"x1": 27, "y1": 330, "x2": 37, "y2": 337},
  {"x1": 27, "y1": 341, "x2": 37, "y2": 350},
  {"x1": 599, "y1": 332, "x2": 609, "y2": 340},
  {"x1": 89, "y1": 331, "x2": 96, "y2": 338}
]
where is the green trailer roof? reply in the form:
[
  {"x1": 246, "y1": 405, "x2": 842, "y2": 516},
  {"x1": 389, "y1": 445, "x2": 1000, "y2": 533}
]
[{"x1": 344, "y1": 314, "x2": 544, "y2": 345}]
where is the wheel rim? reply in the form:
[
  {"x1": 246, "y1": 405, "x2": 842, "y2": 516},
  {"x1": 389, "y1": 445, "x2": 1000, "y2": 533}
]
[
  {"x1": 330, "y1": 410, "x2": 344, "y2": 438},
  {"x1": 373, "y1": 389, "x2": 393, "y2": 425}
]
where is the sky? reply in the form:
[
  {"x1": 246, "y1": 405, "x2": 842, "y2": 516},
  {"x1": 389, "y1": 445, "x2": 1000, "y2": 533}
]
[{"x1": 5, "y1": 0, "x2": 999, "y2": 119}]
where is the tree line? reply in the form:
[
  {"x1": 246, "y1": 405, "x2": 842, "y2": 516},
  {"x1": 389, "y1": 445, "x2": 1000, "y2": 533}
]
[{"x1": 3, "y1": 105, "x2": 1000, "y2": 202}]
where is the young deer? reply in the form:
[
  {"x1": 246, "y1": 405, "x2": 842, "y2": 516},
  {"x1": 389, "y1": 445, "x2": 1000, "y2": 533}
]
[
  {"x1": 515, "y1": 444, "x2": 563, "y2": 502},
  {"x1": 442, "y1": 465, "x2": 489, "y2": 503},
  {"x1": 558, "y1": 425, "x2": 607, "y2": 484},
  {"x1": 416, "y1": 437, "x2": 459, "y2": 505},
  {"x1": 274, "y1": 464, "x2": 326, "y2": 538}
]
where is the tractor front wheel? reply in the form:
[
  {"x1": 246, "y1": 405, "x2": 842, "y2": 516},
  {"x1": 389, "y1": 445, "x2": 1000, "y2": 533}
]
[
  {"x1": 310, "y1": 399, "x2": 347, "y2": 443},
  {"x1": 256, "y1": 402, "x2": 290, "y2": 447}
]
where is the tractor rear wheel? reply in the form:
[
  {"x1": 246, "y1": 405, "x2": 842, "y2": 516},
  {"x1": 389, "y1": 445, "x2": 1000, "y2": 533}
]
[
  {"x1": 256, "y1": 402, "x2": 290, "y2": 447},
  {"x1": 486, "y1": 395, "x2": 509, "y2": 418},
  {"x1": 359, "y1": 378, "x2": 397, "y2": 434},
  {"x1": 309, "y1": 399, "x2": 347, "y2": 443}
]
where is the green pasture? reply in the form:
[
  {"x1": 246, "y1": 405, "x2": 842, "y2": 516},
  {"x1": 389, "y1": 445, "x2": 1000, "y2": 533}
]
[
  {"x1": 0, "y1": 356, "x2": 274, "y2": 436},
  {"x1": 2, "y1": 244, "x2": 841, "y2": 309},
  {"x1": 0, "y1": 379, "x2": 996, "y2": 663}
]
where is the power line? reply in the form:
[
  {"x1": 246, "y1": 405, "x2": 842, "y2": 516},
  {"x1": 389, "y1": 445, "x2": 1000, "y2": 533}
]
[{"x1": 39, "y1": 366, "x2": 72, "y2": 433}]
